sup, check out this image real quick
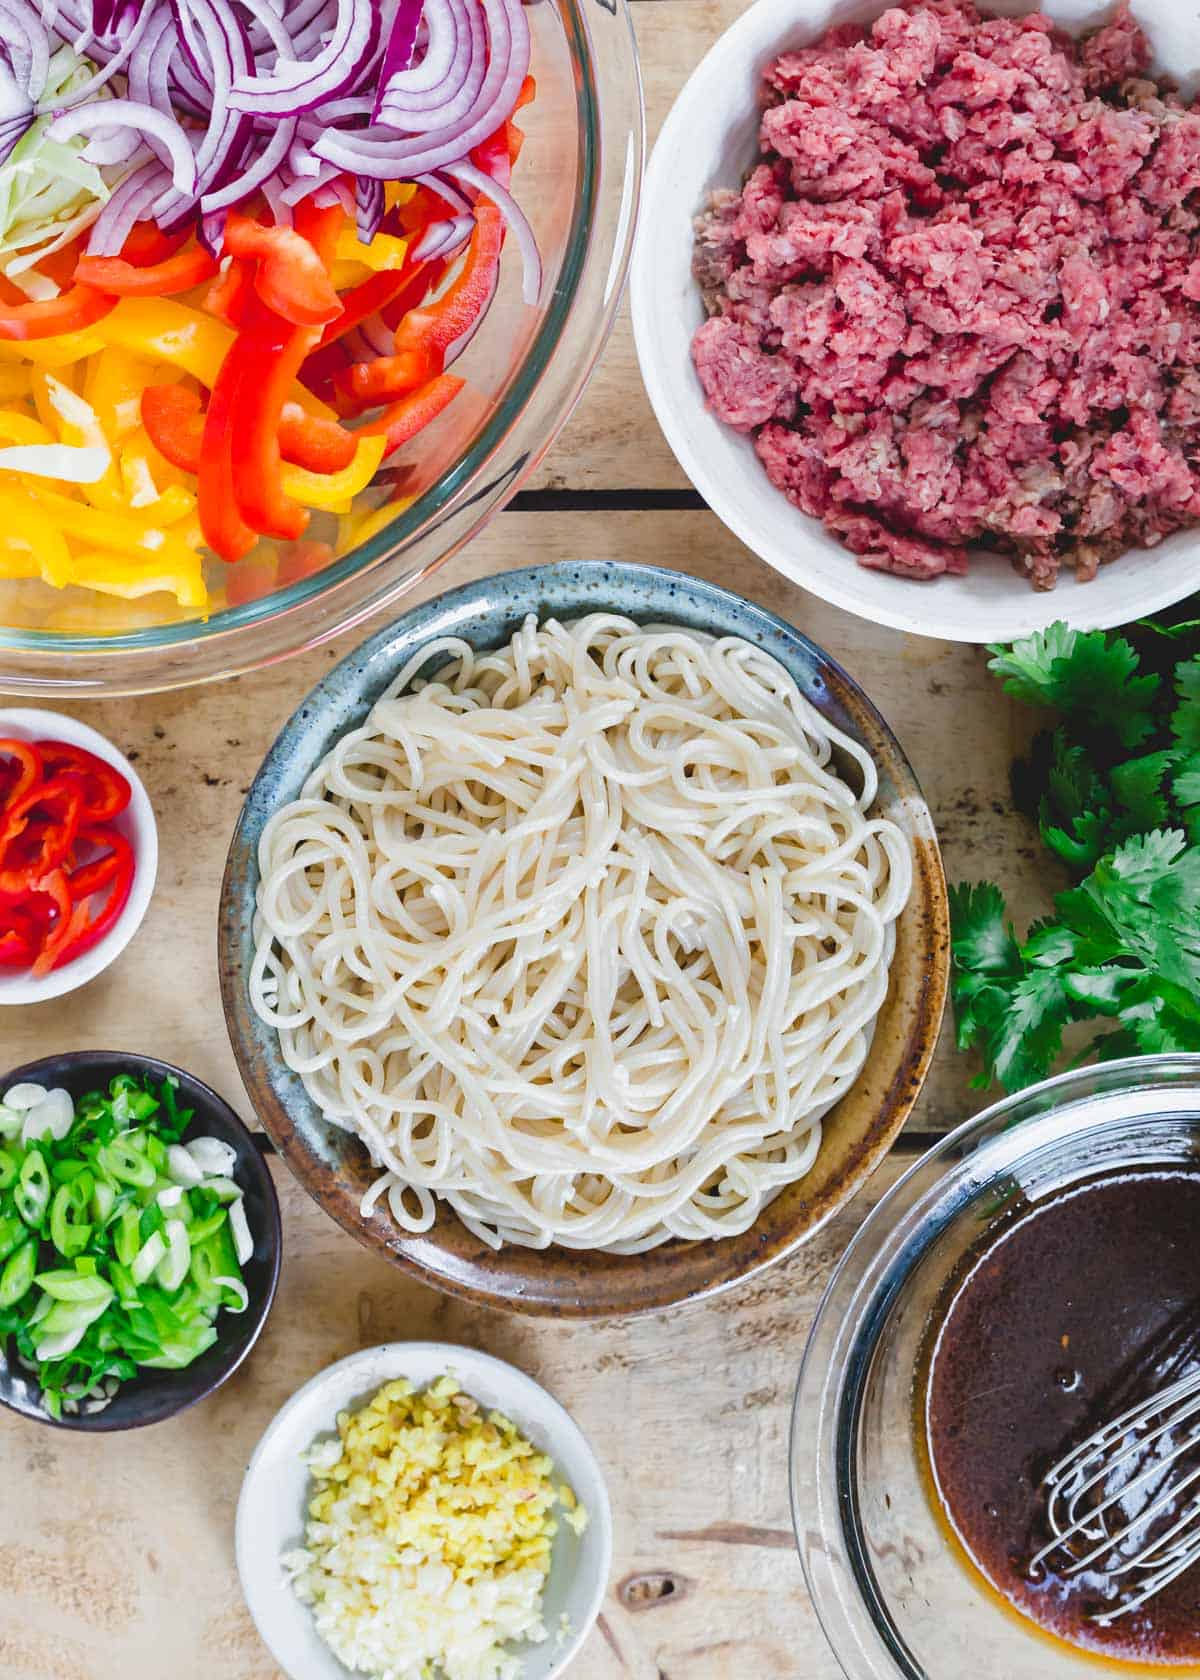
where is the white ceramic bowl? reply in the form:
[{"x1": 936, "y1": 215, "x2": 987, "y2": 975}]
[
  {"x1": 236, "y1": 1343, "x2": 613, "y2": 1680},
  {"x1": 631, "y1": 0, "x2": 1200, "y2": 643},
  {"x1": 0, "y1": 709, "x2": 157, "y2": 1005}
]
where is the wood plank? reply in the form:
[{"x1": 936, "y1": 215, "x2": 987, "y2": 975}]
[
  {"x1": 527, "y1": 0, "x2": 752, "y2": 493},
  {"x1": 5, "y1": 514, "x2": 1042, "y2": 1136},
  {"x1": 0, "y1": 1149, "x2": 909, "y2": 1680}
]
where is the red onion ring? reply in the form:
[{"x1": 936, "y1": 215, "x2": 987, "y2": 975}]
[
  {"x1": 49, "y1": 98, "x2": 199, "y2": 194},
  {"x1": 372, "y1": 0, "x2": 423, "y2": 123},
  {"x1": 447, "y1": 158, "x2": 540, "y2": 304},
  {"x1": 227, "y1": 0, "x2": 375, "y2": 118}
]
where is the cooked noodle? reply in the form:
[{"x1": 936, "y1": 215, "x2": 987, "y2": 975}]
[{"x1": 249, "y1": 613, "x2": 911, "y2": 1253}]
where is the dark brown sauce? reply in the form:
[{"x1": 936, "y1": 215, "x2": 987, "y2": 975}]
[{"x1": 921, "y1": 1167, "x2": 1200, "y2": 1668}]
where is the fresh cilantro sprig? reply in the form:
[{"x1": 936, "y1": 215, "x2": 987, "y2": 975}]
[{"x1": 951, "y1": 621, "x2": 1200, "y2": 1091}]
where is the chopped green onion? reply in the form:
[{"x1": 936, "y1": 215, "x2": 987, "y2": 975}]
[
  {"x1": 157, "y1": 1220, "x2": 191, "y2": 1292},
  {"x1": 49, "y1": 1182, "x2": 91, "y2": 1259},
  {"x1": 130, "y1": 1231, "x2": 166, "y2": 1286},
  {"x1": 0, "y1": 1148, "x2": 17, "y2": 1191},
  {"x1": 15, "y1": 1151, "x2": 50, "y2": 1227},
  {"x1": 0, "y1": 1241, "x2": 36, "y2": 1308}
]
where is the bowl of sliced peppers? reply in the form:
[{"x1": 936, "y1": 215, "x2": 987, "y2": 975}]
[
  {"x1": 0, "y1": 0, "x2": 644, "y2": 695},
  {"x1": 0, "y1": 710, "x2": 156, "y2": 1002},
  {"x1": 0, "y1": 1052, "x2": 281, "y2": 1430}
]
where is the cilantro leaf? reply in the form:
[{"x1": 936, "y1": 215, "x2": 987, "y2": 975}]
[
  {"x1": 1172, "y1": 655, "x2": 1200, "y2": 751},
  {"x1": 967, "y1": 968, "x2": 1072, "y2": 1091},
  {"x1": 1110, "y1": 748, "x2": 1179, "y2": 831},
  {"x1": 988, "y1": 623, "x2": 1160, "y2": 747}
]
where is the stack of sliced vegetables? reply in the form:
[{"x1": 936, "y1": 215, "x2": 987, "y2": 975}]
[
  {"x1": 0, "y1": 1073, "x2": 254, "y2": 1418},
  {"x1": 0, "y1": 736, "x2": 135, "y2": 976},
  {"x1": 0, "y1": 0, "x2": 539, "y2": 609}
]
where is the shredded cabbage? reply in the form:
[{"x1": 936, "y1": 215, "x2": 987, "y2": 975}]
[{"x1": 0, "y1": 47, "x2": 113, "y2": 282}]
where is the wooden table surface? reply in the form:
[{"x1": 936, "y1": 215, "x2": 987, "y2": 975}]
[{"x1": 0, "y1": 4, "x2": 1051, "y2": 1677}]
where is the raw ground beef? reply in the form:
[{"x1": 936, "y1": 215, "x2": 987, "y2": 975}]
[{"x1": 690, "y1": 0, "x2": 1200, "y2": 588}]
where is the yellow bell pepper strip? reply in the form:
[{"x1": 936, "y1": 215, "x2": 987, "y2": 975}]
[
  {"x1": 0, "y1": 365, "x2": 30, "y2": 401},
  {"x1": 0, "y1": 331, "x2": 107, "y2": 368},
  {"x1": 27, "y1": 487, "x2": 201, "y2": 573},
  {"x1": 0, "y1": 412, "x2": 52, "y2": 446},
  {"x1": 333, "y1": 228, "x2": 409, "y2": 280},
  {"x1": 66, "y1": 549, "x2": 206, "y2": 609},
  {"x1": 281, "y1": 434, "x2": 386, "y2": 510},
  {"x1": 85, "y1": 348, "x2": 178, "y2": 443},
  {"x1": 0, "y1": 488, "x2": 73, "y2": 586}
]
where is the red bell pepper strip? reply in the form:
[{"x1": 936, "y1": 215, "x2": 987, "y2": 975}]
[
  {"x1": 75, "y1": 243, "x2": 219, "y2": 297},
  {"x1": 333, "y1": 348, "x2": 439, "y2": 414},
  {"x1": 0, "y1": 909, "x2": 42, "y2": 968},
  {"x1": 380, "y1": 257, "x2": 447, "y2": 331},
  {"x1": 316, "y1": 265, "x2": 425, "y2": 350},
  {"x1": 391, "y1": 207, "x2": 502, "y2": 362},
  {"x1": 0, "y1": 740, "x2": 42, "y2": 807},
  {"x1": 224, "y1": 212, "x2": 343, "y2": 327},
  {"x1": 205, "y1": 257, "x2": 253, "y2": 327},
  {"x1": 198, "y1": 340, "x2": 258, "y2": 563},
  {"x1": 0, "y1": 777, "x2": 83, "y2": 893},
  {"x1": 0, "y1": 283, "x2": 116, "y2": 341},
  {"x1": 358, "y1": 373, "x2": 465, "y2": 459},
  {"x1": 121, "y1": 222, "x2": 189, "y2": 266},
  {"x1": 144, "y1": 383, "x2": 356, "y2": 476},
  {"x1": 228, "y1": 305, "x2": 318, "y2": 540},
  {"x1": 293, "y1": 199, "x2": 346, "y2": 266},
  {"x1": 35, "y1": 741, "x2": 131, "y2": 823}
]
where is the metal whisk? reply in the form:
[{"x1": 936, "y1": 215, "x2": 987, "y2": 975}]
[{"x1": 1031, "y1": 1321, "x2": 1200, "y2": 1625}]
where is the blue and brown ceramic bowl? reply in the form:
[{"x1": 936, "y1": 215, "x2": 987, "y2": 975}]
[
  {"x1": 0, "y1": 1051, "x2": 281, "y2": 1431},
  {"x1": 218, "y1": 561, "x2": 948, "y2": 1318}
]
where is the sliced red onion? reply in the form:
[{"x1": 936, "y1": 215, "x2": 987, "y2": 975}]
[
  {"x1": 446, "y1": 159, "x2": 539, "y2": 304},
  {"x1": 49, "y1": 98, "x2": 199, "y2": 194},
  {"x1": 377, "y1": 0, "x2": 478, "y2": 125},
  {"x1": 279, "y1": 159, "x2": 341, "y2": 206},
  {"x1": 198, "y1": 205, "x2": 225, "y2": 252},
  {"x1": 410, "y1": 211, "x2": 471, "y2": 263},
  {"x1": 86, "y1": 157, "x2": 170, "y2": 254},
  {"x1": 201, "y1": 111, "x2": 295, "y2": 212},
  {"x1": 414, "y1": 170, "x2": 471, "y2": 214},
  {"x1": 227, "y1": 0, "x2": 376, "y2": 117},
  {"x1": 354, "y1": 310, "x2": 393, "y2": 358},
  {"x1": 313, "y1": 0, "x2": 528, "y2": 180},
  {"x1": 48, "y1": 0, "x2": 156, "y2": 109},
  {"x1": 0, "y1": 0, "x2": 51, "y2": 103},
  {"x1": 355, "y1": 171, "x2": 383, "y2": 242},
  {"x1": 261, "y1": 171, "x2": 292, "y2": 224},
  {"x1": 371, "y1": 0, "x2": 423, "y2": 123},
  {"x1": 0, "y1": 112, "x2": 32, "y2": 166},
  {"x1": 314, "y1": 175, "x2": 355, "y2": 215}
]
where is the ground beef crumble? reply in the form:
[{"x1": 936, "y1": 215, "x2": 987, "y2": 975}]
[{"x1": 690, "y1": 0, "x2": 1200, "y2": 588}]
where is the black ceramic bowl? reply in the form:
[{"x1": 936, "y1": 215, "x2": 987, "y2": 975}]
[{"x1": 0, "y1": 1051, "x2": 281, "y2": 1431}]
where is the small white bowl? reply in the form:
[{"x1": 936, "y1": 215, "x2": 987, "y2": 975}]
[
  {"x1": 631, "y1": 0, "x2": 1200, "y2": 644},
  {"x1": 0, "y1": 709, "x2": 157, "y2": 1005},
  {"x1": 236, "y1": 1343, "x2": 613, "y2": 1680}
]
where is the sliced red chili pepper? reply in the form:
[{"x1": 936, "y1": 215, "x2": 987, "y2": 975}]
[
  {"x1": 0, "y1": 776, "x2": 83, "y2": 892},
  {"x1": 0, "y1": 739, "x2": 42, "y2": 806},
  {"x1": 45, "y1": 824, "x2": 135, "y2": 971},
  {"x1": 0, "y1": 284, "x2": 117, "y2": 342},
  {"x1": 358, "y1": 373, "x2": 465, "y2": 459},
  {"x1": 224, "y1": 212, "x2": 343, "y2": 327},
  {"x1": 0, "y1": 908, "x2": 41, "y2": 967},
  {"x1": 333, "y1": 348, "x2": 439, "y2": 414},
  {"x1": 30, "y1": 867, "x2": 87, "y2": 977},
  {"x1": 34, "y1": 741, "x2": 131, "y2": 823},
  {"x1": 391, "y1": 207, "x2": 502, "y2": 363},
  {"x1": 75, "y1": 243, "x2": 219, "y2": 298}
]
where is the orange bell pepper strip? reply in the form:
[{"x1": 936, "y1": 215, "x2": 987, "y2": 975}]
[
  {"x1": 357, "y1": 372, "x2": 465, "y2": 459},
  {"x1": 143, "y1": 382, "x2": 356, "y2": 476},
  {"x1": 391, "y1": 207, "x2": 502, "y2": 361},
  {"x1": 75, "y1": 244, "x2": 220, "y2": 298},
  {"x1": 224, "y1": 210, "x2": 343, "y2": 328},
  {"x1": 0, "y1": 285, "x2": 117, "y2": 342}
]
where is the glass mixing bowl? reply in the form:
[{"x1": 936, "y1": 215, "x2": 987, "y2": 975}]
[
  {"x1": 792, "y1": 1054, "x2": 1200, "y2": 1680},
  {"x1": 0, "y1": 0, "x2": 643, "y2": 697}
]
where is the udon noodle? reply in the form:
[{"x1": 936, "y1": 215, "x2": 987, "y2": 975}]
[{"x1": 249, "y1": 614, "x2": 911, "y2": 1253}]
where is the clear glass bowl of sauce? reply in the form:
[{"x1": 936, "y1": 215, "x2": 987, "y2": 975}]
[{"x1": 792, "y1": 1054, "x2": 1200, "y2": 1680}]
